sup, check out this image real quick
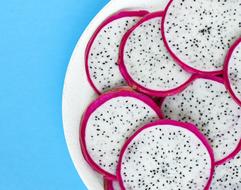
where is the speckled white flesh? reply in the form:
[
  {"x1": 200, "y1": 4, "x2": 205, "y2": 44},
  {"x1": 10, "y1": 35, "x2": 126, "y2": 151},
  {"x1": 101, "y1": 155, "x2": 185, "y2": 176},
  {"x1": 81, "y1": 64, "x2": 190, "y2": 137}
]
[
  {"x1": 88, "y1": 17, "x2": 141, "y2": 93},
  {"x1": 162, "y1": 78, "x2": 241, "y2": 162},
  {"x1": 228, "y1": 42, "x2": 241, "y2": 102},
  {"x1": 120, "y1": 125, "x2": 212, "y2": 190},
  {"x1": 123, "y1": 16, "x2": 191, "y2": 91},
  {"x1": 210, "y1": 149, "x2": 241, "y2": 190},
  {"x1": 163, "y1": 0, "x2": 241, "y2": 72},
  {"x1": 85, "y1": 97, "x2": 159, "y2": 175}
]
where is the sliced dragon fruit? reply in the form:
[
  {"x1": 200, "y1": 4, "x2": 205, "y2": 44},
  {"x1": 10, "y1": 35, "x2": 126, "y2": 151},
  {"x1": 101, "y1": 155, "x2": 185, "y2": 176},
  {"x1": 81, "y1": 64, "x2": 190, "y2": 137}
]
[
  {"x1": 119, "y1": 11, "x2": 193, "y2": 97},
  {"x1": 210, "y1": 141, "x2": 241, "y2": 190},
  {"x1": 104, "y1": 179, "x2": 121, "y2": 190},
  {"x1": 117, "y1": 120, "x2": 214, "y2": 190},
  {"x1": 161, "y1": 76, "x2": 241, "y2": 165},
  {"x1": 80, "y1": 89, "x2": 162, "y2": 179},
  {"x1": 162, "y1": 0, "x2": 241, "y2": 75},
  {"x1": 224, "y1": 37, "x2": 241, "y2": 107},
  {"x1": 85, "y1": 10, "x2": 149, "y2": 94}
]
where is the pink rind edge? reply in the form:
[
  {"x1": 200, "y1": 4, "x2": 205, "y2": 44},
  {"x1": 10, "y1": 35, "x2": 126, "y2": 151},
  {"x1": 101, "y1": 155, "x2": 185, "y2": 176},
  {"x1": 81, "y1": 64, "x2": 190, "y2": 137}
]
[
  {"x1": 79, "y1": 89, "x2": 163, "y2": 180},
  {"x1": 160, "y1": 75, "x2": 241, "y2": 165},
  {"x1": 215, "y1": 139, "x2": 241, "y2": 166},
  {"x1": 118, "y1": 11, "x2": 195, "y2": 97},
  {"x1": 116, "y1": 119, "x2": 215, "y2": 190},
  {"x1": 104, "y1": 178, "x2": 114, "y2": 190},
  {"x1": 161, "y1": 0, "x2": 223, "y2": 76},
  {"x1": 85, "y1": 10, "x2": 150, "y2": 95},
  {"x1": 223, "y1": 37, "x2": 241, "y2": 107}
]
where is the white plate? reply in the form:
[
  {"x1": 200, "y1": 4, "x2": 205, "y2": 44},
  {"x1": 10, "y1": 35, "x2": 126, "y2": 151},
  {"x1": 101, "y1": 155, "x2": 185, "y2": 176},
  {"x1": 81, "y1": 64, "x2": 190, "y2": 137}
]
[{"x1": 62, "y1": 0, "x2": 169, "y2": 189}]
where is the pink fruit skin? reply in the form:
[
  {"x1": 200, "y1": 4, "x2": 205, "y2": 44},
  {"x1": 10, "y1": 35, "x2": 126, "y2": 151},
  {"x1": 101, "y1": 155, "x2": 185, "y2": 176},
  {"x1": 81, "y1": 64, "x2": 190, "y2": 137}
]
[
  {"x1": 104, "y1": 179, "x2": 115, "y2": 190},
  {"x1": 116, "y1": 119, "x2": 215, "y2": 190},
  {"x1": 160, "y1": 75, "x2": 241, "y2": 166},
  {"x1": 161, "y1": 0, "x2": 223, "y2": 76},
  {"x1": 80, "y1": 89, "x2": 163, "y2": 180},
  {"x1": 223, "y1": 37, "x2": 241, "y2": 107},
  {"x1": 118, "y1": 11, "x2": 195, "y2": 97},
  {"x1": 85, "y1": 10, "x2": 149, "y2": 95},
  {"x1": 215, "y1": 139, "x2": 241, "y2": 166}
]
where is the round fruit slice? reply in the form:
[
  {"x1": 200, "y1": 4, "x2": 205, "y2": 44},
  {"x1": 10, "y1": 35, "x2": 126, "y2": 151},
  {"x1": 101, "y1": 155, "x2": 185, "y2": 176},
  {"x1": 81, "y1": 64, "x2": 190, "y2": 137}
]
[
  {"x1": 224, "y1": 37, "x2": 241, "y2": 107},
  {"x1": 117, "y1": 120, "x2": 214, "y2": 190},
  {"x1": 119, "y1": 11, "x2": 193, "y2": 97},
  {"x1": 210, "y1": 141, "x2": 241, "y2": 190},
  {"x1": 80, "y1": 89, "x2": 162, "y2": 179},
  {"x1": 85, "y1": 10, "x2": 149, "y2": 94},
  {"x1": 161, "y1": 76, "x2": 241, "y2": 165},
  {"x1": 162, "y1": 0, "x2": 241, "y2": 75}
]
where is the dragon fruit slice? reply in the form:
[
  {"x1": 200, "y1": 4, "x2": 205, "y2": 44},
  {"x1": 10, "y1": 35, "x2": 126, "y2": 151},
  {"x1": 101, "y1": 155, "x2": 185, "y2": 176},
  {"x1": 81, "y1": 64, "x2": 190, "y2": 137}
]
[
  {"x1": 210, "y1": 141, "x2": 241, "y2": 190},
  {"x1": 104, "y1": 179, "x2": 121, "y2": 190},
  {"x1": 119, "y1": 11, "x2": 193, "y2": 97},
  {"x1": 80, "y1": 89, "x2": 162, "y2": 179},
  {"x1": 162, "y1": 0, "x2": 241, "y2": 75},
  {"x1": 117, "y1": 120, "x2": 214, "y2": 190},
  {"x1": 161, "y1": 76, "x2": 241, "y2": 165},
  {"x1": 85, "y1": 10, "x2": 149, "y2": 94},
  {"x1": 224, "y1": 37, "x2": 241, "y2": 107}
]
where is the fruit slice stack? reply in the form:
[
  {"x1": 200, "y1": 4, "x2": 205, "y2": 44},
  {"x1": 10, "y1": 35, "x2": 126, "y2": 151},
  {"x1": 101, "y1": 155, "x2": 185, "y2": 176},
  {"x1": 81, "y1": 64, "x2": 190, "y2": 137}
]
[{"x1": 80, "y1": 3, "x2": 241, "y2": 189}]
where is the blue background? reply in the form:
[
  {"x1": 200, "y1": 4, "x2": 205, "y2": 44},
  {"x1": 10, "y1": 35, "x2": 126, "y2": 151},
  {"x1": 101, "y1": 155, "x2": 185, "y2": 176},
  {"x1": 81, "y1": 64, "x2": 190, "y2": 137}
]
[{"x1": 0, "y1": 0, "x2": 108, "y2": 189}]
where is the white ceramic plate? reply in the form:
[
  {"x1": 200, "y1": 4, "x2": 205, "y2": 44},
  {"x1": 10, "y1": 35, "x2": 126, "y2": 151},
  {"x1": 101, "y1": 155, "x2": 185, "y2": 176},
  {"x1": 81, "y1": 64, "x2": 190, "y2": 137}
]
[{"x1": 62, "y1": 0, "x2": 169, "y2": 189}]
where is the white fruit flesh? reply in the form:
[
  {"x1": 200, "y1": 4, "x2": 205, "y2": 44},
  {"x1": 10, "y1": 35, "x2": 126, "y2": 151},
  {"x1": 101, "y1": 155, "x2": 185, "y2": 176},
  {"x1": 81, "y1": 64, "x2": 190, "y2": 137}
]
[
  {"x1": 163, "y1": 0, "x2": 241, "y2": 72},
  {"x1": 120, "y1": 124, "x2": 212, "y2": 190},
  {"x1": 210, "y1": 149, "x2": 241, "y2": 190},
  {"x1": 227, "y1": 42, "x2": 241, "y2": 102},
  {"x1": 162, "y1": 78, "x2": 241, "y2": 162},
  {"x1": 88, "y1": 17, "x2": 141, "y2": 92},
  {"x1": 85, "y1": 96, "x2": 159, "y2": 175},
  {"x1": 123, "y1": 16, "x2": 191, "y2": 91}
]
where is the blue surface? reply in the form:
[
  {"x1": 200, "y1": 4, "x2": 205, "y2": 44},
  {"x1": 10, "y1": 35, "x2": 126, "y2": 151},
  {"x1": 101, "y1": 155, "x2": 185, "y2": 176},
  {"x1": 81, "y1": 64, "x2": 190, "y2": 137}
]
[{"x1": 0, "y1": 0, "x2": 108, "y2": 189}]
